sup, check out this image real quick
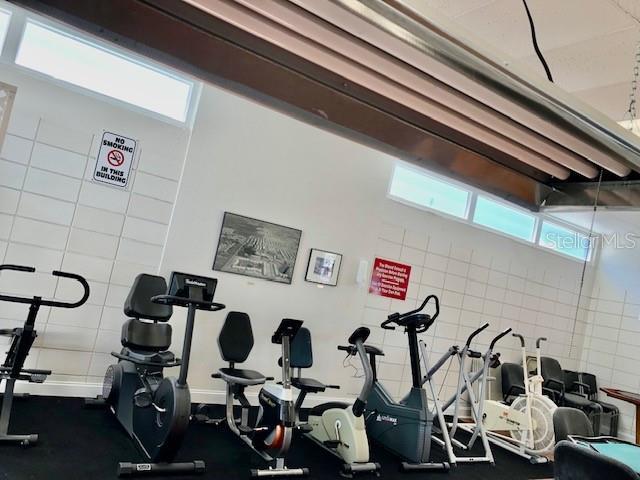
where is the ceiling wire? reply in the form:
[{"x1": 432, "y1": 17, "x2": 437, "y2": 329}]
[
  {"x1": 569, "y1": 168, "x2": 603, "y2": 360},
  {"x1": 521, "y1": 0, "x2": 554, "y2": 82},
  {"x1": 608, "y1": 0, "x2": 640, "y2": 25}
]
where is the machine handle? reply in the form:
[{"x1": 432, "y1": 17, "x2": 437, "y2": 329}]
[
  {"x1": 490, "y1": 328, "x2": 513, "y2": 349},
  {"x1": 0, "y1": 264, "x2": 35, "y2": 273},
  {"x1": 0, "y1": 265, "x2": 90, "y2": 309},
  {"x1": 512, "y1": 333, "x2": 525, "y2": 347},
  {"x1": 468, "y1": 350, "x2": 482, "y2": 359},
  {"x1": 465, "y1": 322, "x2": 489, "y2": 346},
  {"x1": 383, "y1": 294, "x2": 439, "y2": 329},
  {"x1": 380, "y1": 320, "x2": 396, "y2": 330},
  {"x1": 325, "y1": 384, "x2": 340, "y2": 389},
  {"x1": 152, "y1": 294, "x2": 225, "y2": 311},
  {"x1": 338, "y1": 345, "x2": 356, "y2": 355},
  {"x1": 536, "y1": 337, "x2": 547, "y2": 348}
]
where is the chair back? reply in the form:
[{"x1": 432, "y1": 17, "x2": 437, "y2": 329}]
[
  {"x1": 554, "y1": 440, "x2": 639, "y2": 480},
  {"x1": 218, "y1": 311, "x2": 254, "y2": 363},
  {"x1": 290, "y1": 327, "x2": 313, "y2": 369},
  {"x1": 501, "y1": 362, "x2": 525, "y2": 403},
  {"x1": 553, "y1": 407, "x2": 594, "y2": 442}
]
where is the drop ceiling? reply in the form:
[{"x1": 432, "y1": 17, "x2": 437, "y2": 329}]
[{"x1": 405, "y1": 0, "x2": 640, "y2": 123}]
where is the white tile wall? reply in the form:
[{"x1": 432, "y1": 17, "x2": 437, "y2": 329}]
[
  {"x1": 579, "y1": 285, "x2": 640, "y2": 441},
  {"x1": 0, "y1": 109, "x2": 185, "y2": 382},
  {"x1": 359, "y1": 221, "x2": 588, "y2": 401}
]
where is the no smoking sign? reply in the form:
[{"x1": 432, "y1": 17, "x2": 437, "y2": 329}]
[
  {"x1": 107, "y1": 150, "x2": 125, "y2": 167},
  {"x1": 93, "y1": 132, "x2": 137, "y2": 188}
]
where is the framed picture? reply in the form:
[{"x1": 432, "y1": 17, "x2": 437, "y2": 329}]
[
  {"x1": 212, "y1": 212, "x2": 302, "y2": 284},
  {"x1": 305, "y1": 248, "x2": 342, "y2": 286}
]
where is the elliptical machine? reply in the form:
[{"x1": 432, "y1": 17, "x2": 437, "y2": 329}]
[
  {"x1": 0, "y1": 264, "x2": 89, "y2": 446},
  {"x1": 421, "y1": 323, "x2": 511, "y2": 466},
  {"x1": 202, "y1": 312, "x2": 308, "y2": 477},
  {"x1": 364, "y1": 295, "x2": 449, "y2": 471},
  {"x1": 91, "y1": 272, "x2": 225, "y2": 476},
  {"x1": 291, "y1": 326, "x2": 381, "y2": 477}
]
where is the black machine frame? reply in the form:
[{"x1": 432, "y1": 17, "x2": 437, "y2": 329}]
[{"x1": 0, "y1": 264, "x2": 89, "y2": 446}]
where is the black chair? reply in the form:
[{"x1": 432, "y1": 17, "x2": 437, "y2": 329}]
[
  {"x1": 541, "y1": 357, "x2": 603, "y2": 426},
  {"x1": 554, "y1": 440, "x2": 639, "y2": 480},
  {"x1": 553, "y1": 407, "x2": 594, "y2": 442},
  {"x1": 501, "y1": 362, "x2": 525, "y2": 403},
  {"x1": 575, "y1": 372, "x2": 619, "y2": 436}
]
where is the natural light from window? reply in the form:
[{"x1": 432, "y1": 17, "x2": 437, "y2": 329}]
[
  {"x1": 0, "y1": 9, "x2": 11, "y2": 54},
  {"x1": 16, "y1": 21, "x2": 193, "y2": 122},
  {"x1": 539, "y1": 221, "x2": 590, "y2": 261},
  {"x1": 473, "y1": 196, "x2": 537, "y2": 242},
  {"x1": 389, "y1": 165, "x2": 470, "y2": 218}
]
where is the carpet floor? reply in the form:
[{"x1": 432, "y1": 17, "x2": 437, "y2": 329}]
[{"x1": 0, "y1": 396, "x2": 554, "y2": 480}]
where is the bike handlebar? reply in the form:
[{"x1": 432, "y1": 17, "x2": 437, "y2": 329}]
[
  {"x1": 0, "y1": 264, "x2": 90, "y2": 308},
  {"x1": 512, "y1": 333, "x2": 525, "y2": 347},
  {"x1": 0, "y1": 264, "x2": 35, "y2": 273},
  {"x1": 536, "y1": 337, "x2": 547, "y2": 348},
  {"x1": 465, "y1": 322, "x2": 489, "y2": 347},
  {"x1": 382, "y1": 294, "x2": 439, "y2": 330},
  {"x1": 490, "y1": 328, "x2": 512, "y2": 349}
]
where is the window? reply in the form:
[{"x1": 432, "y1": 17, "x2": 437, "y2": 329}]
[
  {"x1": 389, "y1": 165, "x2": 470, "y2": 218},
  {"x1": 16, "y1": 21, "x2": 194, "y2": 122},
  {"x1": 473, "y1": 196, "x2": 537, "y2": 241},
  {"x1": 539, "y1": 221, "x2": 590, "y2": 261},
  {"x1": 0, "y1": 9, "x2": 11, "y2": 54}
]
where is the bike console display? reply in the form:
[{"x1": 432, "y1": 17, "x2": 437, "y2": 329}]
[
  {"x1": 152, "y1": 272, "x2": 225, "y2": 311},
  {"x1": 272, "y1": 319, "x2": 303, "y2": 344}
]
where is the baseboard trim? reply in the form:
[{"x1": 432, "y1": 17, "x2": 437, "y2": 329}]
[{"x1": 9, "y1": 380, "x2": 355, "y2": 406}]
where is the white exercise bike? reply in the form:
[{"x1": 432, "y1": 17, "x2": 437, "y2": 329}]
[{"x1": 464, "y1": 334, "x2": 557, "y2": 463}]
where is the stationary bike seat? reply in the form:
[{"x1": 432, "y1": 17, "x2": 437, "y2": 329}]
[{"x1": 291, "y1": 377, "x2": 328, "y2": 393}]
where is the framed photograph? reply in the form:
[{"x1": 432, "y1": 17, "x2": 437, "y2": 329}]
[
  {"x1": 305, "y1": 248, "x2": 342, "y2": 286},
  {"x1": 212, "y1": 212, "x2": 302, "y2": 284}
]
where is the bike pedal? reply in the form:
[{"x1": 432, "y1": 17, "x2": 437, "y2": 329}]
[
  {"x1": 297, "y1": 424, "x2": 313, "y2": 433},
  {"x1": 323, "y1": 440, "x2": 340, "y2": 449},
  {"x1": 238, "y1": 425, "x2": 253, "y2": 435},
  {"x1": 29, "y1": 374, "x2": 47, "y2": 383}
]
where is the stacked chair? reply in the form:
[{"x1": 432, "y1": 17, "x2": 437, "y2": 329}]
[
  {"x1": 539, "y1": 357, "x2": 605, "y2": 433},
  {"x1": 563, "y1": 370, "x2": 619, "y2": 436}
]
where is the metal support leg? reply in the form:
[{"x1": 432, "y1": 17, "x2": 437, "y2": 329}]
[{"x1": 0, "y1": 378, "x2": 38, "y2": 445}]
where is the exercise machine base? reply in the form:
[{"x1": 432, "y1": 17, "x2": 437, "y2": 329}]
[
  {"x1": 341, "y1": 462, "x2": 381, "y2": 477},
  {"x1": 250, "y1": 467, "x2": 309, "y2": 478},
  {"x1": 118, "y1": 460, "x2": 205, "y2": 477},
  {"x1": 401, "y1": 461, "x2": 450, "y2": 471}
]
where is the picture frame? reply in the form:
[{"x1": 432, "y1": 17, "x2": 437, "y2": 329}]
[
  {"x1": 305, "y1": 248, "x2": 342, "y2": 287},
  {"x1": 212, "y1": 212, "x2": 302, "y2": 285}
]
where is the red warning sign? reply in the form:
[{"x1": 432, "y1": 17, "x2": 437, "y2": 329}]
[
  {"x1": 369, "y1": 258, "x2": 412, "y2": 300},
  {"x1": 107, "y1": 149, "x2": 125, "y2": 167}
]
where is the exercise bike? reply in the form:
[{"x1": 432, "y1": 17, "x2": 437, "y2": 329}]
[
  {"x1": 364, "y1": 295, "x2": 449, "y2": 471},
  {"x1": 473, "y1": 334, "x2": 557, "y2": 462},
  {"x1": 90, "y1": 272, "x2": 225, "y2": 477},
  {"x1": 0, "y1": 264, "x2": 89, "y2": 446},
  {"x1": 421, "y1": 323, "x2": 511, "y2": 466},
  {"x1": 290, "y1": 326, "x2": 381, "y2": 477},
  {"x1": 199, "y1": 312, "x2": 309, "y2": 477}
]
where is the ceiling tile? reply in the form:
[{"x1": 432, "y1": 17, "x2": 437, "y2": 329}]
[{"x1": 517, "y1": 27, "x2": 639, "y2": 92}]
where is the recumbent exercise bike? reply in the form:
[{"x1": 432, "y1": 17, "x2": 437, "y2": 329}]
[{"x1": 88, "y1": 272, "x2": 225, "y2": 477}]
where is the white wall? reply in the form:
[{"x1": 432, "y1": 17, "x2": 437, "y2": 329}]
[
  {"x1": 161, "y1": 82, "x2": 592, "y2": 404},
  {"x1": 0, "y1": 19, "x2": 601, "y2": 413},
  {"x1": 577, "y1": 222, "x2": 640, "y2": 441},
  {"x1": 0, "y1": 62, "x2": 190, "y2": 393}
]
